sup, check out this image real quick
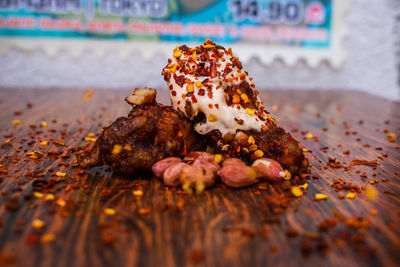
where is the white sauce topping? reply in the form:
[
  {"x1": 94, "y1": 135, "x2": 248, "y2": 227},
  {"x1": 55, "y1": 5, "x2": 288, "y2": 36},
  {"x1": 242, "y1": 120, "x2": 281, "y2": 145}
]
[{"x1": 163, "y1": 42, "x2": 269, "y2": 137}]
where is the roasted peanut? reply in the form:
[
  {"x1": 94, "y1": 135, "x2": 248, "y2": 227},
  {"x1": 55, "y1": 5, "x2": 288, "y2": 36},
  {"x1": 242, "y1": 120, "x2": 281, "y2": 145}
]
[
  {"x1": 163, "y1": 162, "x2": 189, "y2": 186},
  {"x1": 184, "y1": 151, "x2": 215, "y2": 162},
  {"x1": 252, "y1": 158, "x2": 285, "y2": 182},
  {"x1": 217, "y1": 164, "x2": 257, "y2": 188},
  {"x1": 191, "y1": 158, "x2": 220, "y2": 175},
  {"x1": 181, "y1": 165, "x2": 216, "y2": 188},
  {"x1": 125, "y1": 88, "x2": 156, "y2": 105},
  {"x1": 152, "y1": 157, "x2": 182, "y2": 179},
  {"x1": 222, "y1": 157, "x2": 246, "y2": 167}
]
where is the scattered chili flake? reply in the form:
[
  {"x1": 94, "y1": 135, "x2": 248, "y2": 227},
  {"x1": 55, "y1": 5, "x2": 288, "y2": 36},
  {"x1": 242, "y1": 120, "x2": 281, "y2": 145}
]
[{"x1": 348, "y1": 159, "x2": 377, "y2": 168}]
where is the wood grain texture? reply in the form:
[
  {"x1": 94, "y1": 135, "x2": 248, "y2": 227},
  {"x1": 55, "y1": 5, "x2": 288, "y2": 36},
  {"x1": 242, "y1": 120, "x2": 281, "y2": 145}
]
[{"x1": 0, "y1": 88, "x2": 399, "y2": 267}]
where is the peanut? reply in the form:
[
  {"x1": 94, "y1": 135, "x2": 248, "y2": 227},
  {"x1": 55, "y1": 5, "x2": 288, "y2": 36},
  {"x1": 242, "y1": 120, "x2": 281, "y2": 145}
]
[
  {"x1": 191, "y1": 158, "x2": 220, "y2": 175},
  {"x1": 217, "y1": 164, "x2": 257, "y2": 188},
  {"x1": 184, "y1": 151, "x2": 215, "y2": 163},
  {"x1": 163, "y1": 162, "x2": 189, "y2": 186},
  {"x1": 222, "y1": 158, "x2": 246, "y2": 167},
  {"x1": 181, "y1": 165, "x2": 216, "y2": 188},
  {"x1": 252, "y1": 158, "x2": 284, "y2": 182},
  {"x1": 152, "y1": 157, "x2": 182, "y2": 179}
]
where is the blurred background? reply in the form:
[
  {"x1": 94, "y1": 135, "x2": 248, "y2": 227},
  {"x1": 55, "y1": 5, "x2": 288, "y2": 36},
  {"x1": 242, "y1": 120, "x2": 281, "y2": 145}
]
[{"x1": 0, "y1": 0, "x2": 399, "y2": 100}]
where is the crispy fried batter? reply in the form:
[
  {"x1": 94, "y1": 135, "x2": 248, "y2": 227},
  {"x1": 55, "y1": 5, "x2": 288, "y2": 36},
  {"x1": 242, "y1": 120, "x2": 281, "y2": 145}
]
[{"x1": 80, "y1": 90, "x2": 204, "y2": 175}]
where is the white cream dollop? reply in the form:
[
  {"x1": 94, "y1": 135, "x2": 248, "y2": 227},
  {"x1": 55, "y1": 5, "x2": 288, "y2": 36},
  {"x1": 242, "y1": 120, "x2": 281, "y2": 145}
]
[{"x1": 162, "y1": 40, "x2": 271, "y2": 137}]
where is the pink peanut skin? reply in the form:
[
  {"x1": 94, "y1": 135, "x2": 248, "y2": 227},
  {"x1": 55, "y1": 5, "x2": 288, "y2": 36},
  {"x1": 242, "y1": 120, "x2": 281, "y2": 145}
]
[
  {"x1": 217, "y1": 164, "x2": 257, "y2": 188},
  {"x1": 252, "y1": 158, "x2": 284, "y2": 182},
  {"x1": 152, "y1": 157, "x2": 182, "y2": 179},
  {"x1": 163, "y1": 162, "x2": 189, "y2": 186},
  {"x1": 184, "y1": 151, "x2": 215, "y2": 162},
  {"x1": 181, "y1": 165, "x2": 216, "y2": 188},
  {"x1": 222, "y1": 158, "x2": 246, "y2": 167},
  {"x1": 191, "y1": 158, "x2": 221, "y2": 174}
]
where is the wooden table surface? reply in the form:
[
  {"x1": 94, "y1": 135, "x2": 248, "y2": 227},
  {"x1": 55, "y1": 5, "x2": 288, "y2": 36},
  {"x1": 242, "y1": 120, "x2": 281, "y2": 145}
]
[{"x1": 0, "y1": 88, "x2": 399, "y2": 267}]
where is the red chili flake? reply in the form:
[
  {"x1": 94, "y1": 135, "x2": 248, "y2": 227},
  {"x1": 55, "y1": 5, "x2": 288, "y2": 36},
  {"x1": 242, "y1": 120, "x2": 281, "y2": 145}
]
[
  {"x1": 171, "y1": 91, "x2": 177, "y2": 96},
  {"x1": 207, "y1": 92, "x2": 213, "y2": 99},
  {"x1": 210, "y1": 61, "x2": 217, "y2": 78},
  {"x1": 173, "y1": 74, "x2": 185, "y2": 87},
  {"x1": 198, "y1": 89, "x2": 205, "y2": 96},
  {"x1": 26, "y1": 234, "x2": 39, "y2": 245},
  {"x1": 215, "y1": 104, "x2": 219, "y2": 109},
  {"x1": 348, "y1": 159, "x2": 377, "y2": 168},
  {"x1": 191, "y1": 95, "x2": 198, "y2": 103}
]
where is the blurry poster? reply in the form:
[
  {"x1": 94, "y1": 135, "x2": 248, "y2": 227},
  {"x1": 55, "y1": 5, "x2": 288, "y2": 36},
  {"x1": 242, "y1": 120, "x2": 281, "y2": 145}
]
[{"x1": 0, "y1": 0, "x2": 347, "y2": 67}]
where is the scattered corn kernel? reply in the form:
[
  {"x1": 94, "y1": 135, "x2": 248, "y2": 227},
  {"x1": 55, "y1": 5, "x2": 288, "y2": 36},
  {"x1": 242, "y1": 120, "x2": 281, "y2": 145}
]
[
  {"x1": 291, "y1": 186, "x2": 303, "y2": 197},
  {"x1": 365, "y1": 185, "x2": 378, "y2": 201},
  {"x1": 173, "y1": 48, "x2": 182, "y2": 58},
  {"x1": 195, "y1": 181, "x2": 205, "y2": 195},
  {"x1": 195, "y1": 81, "x2": 203, "y2": 88},
  {"x1": 305, "y1": 133, "x2": 313, "y2": 139},
  {"x1": 33, "y1": 192, "x2": 44, "y2": 199},
  {"x1": 138, "y1": 208, "x2": 150, "y2": 215},
  {"x1": 133, "y1": 190, "x2": 143, "y2": 196},
  {"x1": 240, "y1": 94, "x2": 249, "y2": 103},
  {"x1": 302, "y1": 148, "x2": 309, "y2": 152},
  {"x1": 41, "y1": 233, "x2": 55, "y2": 243},
  {"x1": 124, "y1": 144, "x2": 132, "y2": 151},
  {"x1": 55, "y1": 172, "x2": 66, "y2": 177},
  {"x1": 221, "y1": 144, "x2": 230, "y2": 151},
  {"x1": 247, "y1": 136, "x2": 255, "y2": 144},
  {"x1": 192, "y1": 51, "x2": 197, "y2": 61},
  {"x1": 346, "y1": 192, "x2": 356, "y2": 199},
  {"x1": 45, "y1": 194, "x2": 55, "y2": 201},
  {"x1": 87, "y1": 133, "x2": 95, "y2": 137},
  {"x1": 208, "y1": 114, "x2": 218, "y2": 122},
  {"x1": 315, "y1": 193, "x2": 327, "y2": 200},
  {"x1": 169, "y1": 64, "x2": 177, "y2": 73},
  {"x1": 299, "y1": 183, "x2": 308, "y2": 189},
  {"x1": 12, "y1": 120, "x2": 20, "y2": 125},
  {"x1": 214, "y1": 154, "x2": 222, "y2": 164},
  {"x1": 186, "y1": 84, "x2": 194, "y2": 93},
  {"x1": 5, "y1": 139, "x2": 11, "y2": 144},
  {"x1": 32, "y1": 219, "x2": 45, "y2": 229},
  {"x1": 41, "y1": 121, "x2": 48, "y2": 127},
  {"x1": 245, "y1": 108, "x2": 255, "y2": 115},
  {"x1": 248, "y1": 144, "x2": 258, "y2": 151},
  {"x1": 112, "y1": 144, "x2": 123, "y2": 155},
  {"x1": 84, "y1": 137, "x2": 97, "y2": 142},
  {"x1": 104, "y1": 208, "x2": 116, "y2": 216},
  {"x1": 254, "y1": 149, "x2": 264, "y2": 158},
  {"x1": 40, "y1": 141, "x2": 48, "y2": 146},
  {"x1": 387, "y1": 133, "x2": 395, "y2": 142},
  {"x1": 282, "y1": 170, "x2": 292, "y2": 180},
  {"x1": 56, "y1": 198, "x2": 66, "y2": 207}
]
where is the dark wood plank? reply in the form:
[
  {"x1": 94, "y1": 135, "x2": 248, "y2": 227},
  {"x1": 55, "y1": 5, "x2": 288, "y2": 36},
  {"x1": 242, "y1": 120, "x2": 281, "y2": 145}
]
[{"x1": 0, "y1": 88, "x2": 399, "y2": 267}]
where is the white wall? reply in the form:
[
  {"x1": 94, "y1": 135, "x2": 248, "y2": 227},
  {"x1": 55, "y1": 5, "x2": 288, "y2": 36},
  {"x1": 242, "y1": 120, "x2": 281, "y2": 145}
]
[{"x1": 0, "y1": 0, "x2": 399, "y2": 100}]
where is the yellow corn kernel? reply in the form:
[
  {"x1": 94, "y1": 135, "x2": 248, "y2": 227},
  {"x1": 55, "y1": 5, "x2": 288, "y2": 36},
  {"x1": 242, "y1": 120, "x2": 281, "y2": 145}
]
[
  {"x1": 133, "y1": 190, "x2": 143, "y2": 196},
  {"x1": 41, "y1": 233, "x2": 55, "y2": 243},
  {"x1": 291, "y1": 186, "x2": 303, "y2": 197},
  {"x1": 41, "y1": 121, "x2": 48, "y2": 127},
  {"x1": 33, "y1": 192, "x2": 44, "y2": 199},
  {"x1": 247, "y1": 136, "x2": 255, "y2": 144},
  {"x1": 241, "y1": 94, "x2": 249, "y2": 103},
  {"x1": 186, "y1": 84, "x2": 194, "y2": 93},
  {"x1": 221, "y1": 144, "x2": 230, "y2": 151},
  {"x1": 346, "y1": 192, "x2": 355, "y2": 199},
  {"x1": 55, "y1": 172, "x2": 66, "y2": 177},
  {"x1": 214, "y1": 154, "x2": 222, "y2": 164},
  {"x1": 254, "y1": 149, "x2": 264, "y2": 158},
  {"x1": 387, "y1": 133, "x2": 395, "y2": 142},
  {"x1": 299, "y1": 183, "x2": 308, "y2": 189},
  {"x1": 12, "y1": 120, "x2": 20, "y2": 125},
  {"x1": 32, "y1": 219, "x2": 45, "y2": 229},
  {"x1": 84, "y1": 137, "x2": 97, "y2": 142},
  {"x1": 315, "y1": 193, "x2": 327, "y2": 200},
  {"x1": 245, "y1": 108, "x2": 255, "y2": 115},
  {"x1": 45, "y1": 194, "x2": 55, "y2": 201},
  {"x1": 248, "y1": 144, "x2": 258, "y2": 151},
  {"x1": 173, "y1": 48, "x2": 182, "y2": 58},
  {"x1": 208, "y1": 114, "x2": 217, "y2": 122},
  {"x1": 124, "y1": 144, "x2": 132, "y2": 151},
  {"x1": 305, "y1": 133, "x2": 313, "y2": 139},
  {"x1": 282, "y1": 170, "x2": 291, "y2": 180},
  {"x1": 104, "y1": 208, "x2": 116, "y2": 216},
  {"x1": 365, "y1": 185, "x2": 378, "y2": 201},
  {"x1": 40, "y1": 141, "x2": 48, "y2": 146},
  {"x1": 195, "y1": 81, "x2": 202, "y2": 88},
  {"x1": 112, "y1": 144, "x2": 123, "y2": 155},
  {"x1": 192, "y1": 51, "x2": 197, "y2": 61}
]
